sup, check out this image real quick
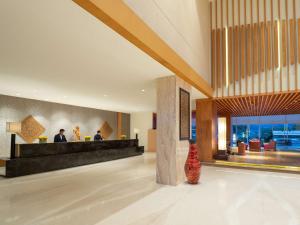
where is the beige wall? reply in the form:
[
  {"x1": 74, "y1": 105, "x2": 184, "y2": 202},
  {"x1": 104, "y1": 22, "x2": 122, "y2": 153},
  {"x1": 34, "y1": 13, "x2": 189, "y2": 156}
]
[
  {"x1": 124, "y1": 0, "x2": 211, "y2": 84},
  {"x1": 130, "y1": 112, "x2": 153, "y2": 151},
  {"x1": 0, "y1": 95, "x2": 120, "y2": 157}
]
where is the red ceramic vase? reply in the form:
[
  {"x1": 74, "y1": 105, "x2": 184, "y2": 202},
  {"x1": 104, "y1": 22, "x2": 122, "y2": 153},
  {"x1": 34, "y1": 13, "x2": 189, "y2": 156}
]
[{"x1": 184, "y1": 140, "x2": 201, "y2": 184}]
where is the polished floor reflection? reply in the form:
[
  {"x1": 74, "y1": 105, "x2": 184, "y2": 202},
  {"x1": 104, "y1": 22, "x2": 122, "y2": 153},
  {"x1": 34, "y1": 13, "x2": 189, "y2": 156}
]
[
  {"x1": 228, "y1": 151, "x2": 300, "y2": 167},
  {"x1": 1, "y1": 153, "x2": 300, "y2": 225}
]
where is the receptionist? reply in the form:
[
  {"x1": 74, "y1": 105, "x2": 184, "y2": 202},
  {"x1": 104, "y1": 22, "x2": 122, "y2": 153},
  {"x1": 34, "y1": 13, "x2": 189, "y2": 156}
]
[
  {"x1": 94, "y1": 130, "x2": 103, "y2": 141},
  {"x1": 54, "y1": 129, "x2": 67, "y2": 143}
]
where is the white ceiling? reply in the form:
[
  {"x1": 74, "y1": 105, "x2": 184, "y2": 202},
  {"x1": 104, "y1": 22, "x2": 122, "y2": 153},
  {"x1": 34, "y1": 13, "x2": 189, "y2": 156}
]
[{"x1": 0, "y1": 0, "x2": 205, "y2": 113}]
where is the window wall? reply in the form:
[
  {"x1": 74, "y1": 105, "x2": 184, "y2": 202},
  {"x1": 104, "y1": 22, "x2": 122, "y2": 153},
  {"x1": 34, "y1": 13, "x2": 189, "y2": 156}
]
[{"x1": 232, "y1": 115, "x2": 300, "y2": 151}]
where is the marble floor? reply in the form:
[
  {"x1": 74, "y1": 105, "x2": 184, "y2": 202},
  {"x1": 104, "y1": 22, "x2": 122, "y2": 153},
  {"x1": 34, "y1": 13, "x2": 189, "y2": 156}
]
[{"x1": 1, "y1": 153, "x2": 300, "y2": 225}]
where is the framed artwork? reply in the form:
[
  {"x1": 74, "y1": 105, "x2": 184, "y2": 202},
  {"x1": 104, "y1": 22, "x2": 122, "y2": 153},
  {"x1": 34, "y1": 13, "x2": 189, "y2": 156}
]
[{"x1": 179, "y1": 88, "x2": 190, "y2": 140}]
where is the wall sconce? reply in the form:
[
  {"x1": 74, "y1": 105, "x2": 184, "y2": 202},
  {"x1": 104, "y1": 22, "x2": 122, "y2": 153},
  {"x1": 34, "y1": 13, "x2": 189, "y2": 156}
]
[
  {"x1": 218, "y1": 117, "x2": 227, "y2": 151},
  {"x1": 6, "y1": 122, "x2": 21, "y2": 159}
]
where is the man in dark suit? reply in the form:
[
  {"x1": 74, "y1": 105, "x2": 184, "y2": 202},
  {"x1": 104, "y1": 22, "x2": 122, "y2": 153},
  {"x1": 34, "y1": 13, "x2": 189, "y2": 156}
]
[
  {"x1": 54, "y1": 129, "x2": 67, "y2": 143},
  {"x1": 94, "y1": 130, "x2": 103, "y2": 141}
]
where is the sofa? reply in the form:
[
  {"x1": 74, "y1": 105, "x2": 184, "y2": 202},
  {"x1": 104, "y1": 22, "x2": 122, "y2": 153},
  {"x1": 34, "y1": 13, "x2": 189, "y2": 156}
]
[
  {"x1": 249, "y1": 139, "x2": 261, "y2": 151},
  {"x1": 264, "y1": 140, "x2": 276, "y2": 151}
]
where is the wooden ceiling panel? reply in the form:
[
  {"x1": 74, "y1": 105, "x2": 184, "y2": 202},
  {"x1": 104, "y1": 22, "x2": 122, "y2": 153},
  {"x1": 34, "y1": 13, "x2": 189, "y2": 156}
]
[{"x1": 215, "y1": 92, "x2": 300, "y2": 116}]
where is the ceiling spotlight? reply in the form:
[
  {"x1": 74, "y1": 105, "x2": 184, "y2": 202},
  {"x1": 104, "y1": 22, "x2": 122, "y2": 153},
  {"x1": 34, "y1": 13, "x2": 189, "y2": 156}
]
[{"x1": 141, "y1": 89, "x2": 145, "y2": 93}]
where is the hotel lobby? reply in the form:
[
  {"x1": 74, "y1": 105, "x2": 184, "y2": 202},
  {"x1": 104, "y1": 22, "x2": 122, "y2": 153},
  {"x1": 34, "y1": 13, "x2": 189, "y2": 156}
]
[{"x1": 1, "y1": 0, "x2": 300, "y2": 224}]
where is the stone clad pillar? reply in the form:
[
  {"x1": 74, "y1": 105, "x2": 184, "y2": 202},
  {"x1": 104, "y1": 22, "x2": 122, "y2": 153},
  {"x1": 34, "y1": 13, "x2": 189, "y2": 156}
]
[
  {"x1": 196, "y1": 99, "x2": 218, "y2": 162},
  {"x1": 156, "y1": 76, "x2": 191, "y2": 186}
]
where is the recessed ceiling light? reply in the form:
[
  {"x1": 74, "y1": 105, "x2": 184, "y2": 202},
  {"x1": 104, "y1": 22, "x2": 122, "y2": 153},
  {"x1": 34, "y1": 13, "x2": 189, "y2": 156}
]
[
  {"x1": 141, "y1": 89, "x2": 145, "y2": 93},
  {"x1": 103, "y1": 94, "x2": 108, "y2": 97}
]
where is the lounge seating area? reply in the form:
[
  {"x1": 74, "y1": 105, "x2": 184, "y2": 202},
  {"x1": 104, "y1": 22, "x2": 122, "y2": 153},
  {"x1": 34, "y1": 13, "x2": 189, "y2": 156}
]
[{"x1": 232, "y1": 139, "x2": 277, "y2": 154}]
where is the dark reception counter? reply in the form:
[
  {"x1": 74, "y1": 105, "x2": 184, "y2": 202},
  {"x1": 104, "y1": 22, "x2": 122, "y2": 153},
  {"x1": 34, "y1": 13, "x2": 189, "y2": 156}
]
[{"x1": 4, "y1": 139, "x2": 144, "y2": 177}]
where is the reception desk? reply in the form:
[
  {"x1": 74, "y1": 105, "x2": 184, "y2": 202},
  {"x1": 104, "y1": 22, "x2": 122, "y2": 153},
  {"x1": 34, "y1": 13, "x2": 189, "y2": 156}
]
[{"x1": 4, "y1": 139, "x2": 143, "y2": 177}]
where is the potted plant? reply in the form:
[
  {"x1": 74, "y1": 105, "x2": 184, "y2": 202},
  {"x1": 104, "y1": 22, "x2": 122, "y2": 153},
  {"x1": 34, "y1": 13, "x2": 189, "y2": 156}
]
[
  {"x1": 84, "y1": 136, "x2": 91, "y2": 142},
  {"x1": 38, "y1": 136, "x2": 48, "y2": 144}
]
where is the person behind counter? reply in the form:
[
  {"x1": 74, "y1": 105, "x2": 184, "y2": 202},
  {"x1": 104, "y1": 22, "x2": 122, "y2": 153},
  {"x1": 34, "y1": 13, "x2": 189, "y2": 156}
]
[
  {"x1": 54, "y1": 129, "x2": 67, "y2": 143},
  {"x1": 94, "y1": 130, "x2": 103, "y2": 141}
]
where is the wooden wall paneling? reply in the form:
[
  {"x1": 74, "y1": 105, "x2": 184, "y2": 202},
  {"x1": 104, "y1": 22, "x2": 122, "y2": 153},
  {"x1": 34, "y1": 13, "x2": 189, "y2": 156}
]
[
  {"x1": 264, "y1": 0, "x2": 267, "y2": 92},
  {"x1": 210, "y1": 2, "x2": 214, "y2": 90},
  {"x1": 228, "y1": 27, "x2": 233, "y2": 85},
  {"x1": 260, "y1": 22, "x2": 265, "y2": 73},
  {"x1": 250, "y1": 0, "x2": 254, "y2": 94},
  {"x1": 278, "y1": 0, "x2": 282, "y2": 91},
  {"x1": 240, "y1": 25, "x2": 245, "y2": 78},
  {"x1": 282, "y1": 20, "x2": 287, "y2": 66},
  {"x1": 232, "y1": 0, "x2": 236, "y2": 95},
  {"x1": 274, "y1": 20, "x2": 279, "y2": 67},
  {"x1": 267, "y1": 21, "x2": 272, "y2": 70},
  {"x1": 215, "y1": 0, "x2": 218, "y2": 96},
  {"x1": 271, "y1": 0, "x2": 275, "y2": 92},
  {"x1": 222, "y1": 28, "x2": 227, "y2": 91},
  {"x1": 212, "y1": 30, "x2": 216, "y2": 90},
  {"x1": 245, "y1": 0, "x2": 248, "y2": 94},
  {"x1": 227, "y1": 0, "x2": 230, "y2": 96},
  {"x1": 221, "y1": 0, "x2": 224, "y2": 96},
  {"x1": 238, "y1": 0, "x2": 241, "y2": 95},
  {"x1": 247, "y1": 24, "x2": 252, "y2": 77},
  {"x1": 293, "y1": 0, "x2": 297, "y2": 90},
  {"x1": 253, "y1": 23, "x2": 258, "y2": 75},
  {"x1": 298, "y1": 19, "x2": 300, "y2": 64},
  {"x1": 234, "y1": 26, "x2": 239, "y2": 82},
  {"x1": 286, "y1": 0, "x2": 290, "y2": 90},
  {"x1": 290, "y1": 19, "x2": 295, "y2": 65},
  {"x1": 216, "y1": 29, "x2": 221, "y2": 88},
  {"x1": 257, "y1": 0, "x2": 261, "y2": 93}
]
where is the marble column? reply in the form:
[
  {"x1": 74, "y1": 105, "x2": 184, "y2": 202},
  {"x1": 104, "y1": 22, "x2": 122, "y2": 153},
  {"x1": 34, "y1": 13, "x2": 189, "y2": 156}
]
[
  {"x1": 196, "y1": 99, "x2": 218, "y2": 162},
  {"x1": 156, "y1": 76, "x2": 191, "y2": 186}
]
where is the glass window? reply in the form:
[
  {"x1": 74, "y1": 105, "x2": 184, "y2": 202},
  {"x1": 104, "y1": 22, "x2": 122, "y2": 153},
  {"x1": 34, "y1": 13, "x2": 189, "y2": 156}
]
[
  {"x1": 260, "y1": 124, "x2": 273, "y2": 143},
  {"x1": 236, "y1": 125, "x2": 248, "y2": 143},
  {"x1": 287, "y1": 124, "x2": 300, "y2": 150},
  {"x1": 249, "y1": 124, "x2": 259, "y2": 141}
]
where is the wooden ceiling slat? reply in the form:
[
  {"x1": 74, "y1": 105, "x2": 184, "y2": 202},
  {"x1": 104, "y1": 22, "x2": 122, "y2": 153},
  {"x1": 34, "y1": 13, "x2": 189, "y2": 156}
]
[{"x1": 215, "y1": 91, "x2": 300, "y2": 116}]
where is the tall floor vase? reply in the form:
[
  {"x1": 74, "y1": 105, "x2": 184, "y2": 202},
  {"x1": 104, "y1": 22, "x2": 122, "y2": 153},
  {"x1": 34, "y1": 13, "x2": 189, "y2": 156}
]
[{"x1": 184, "y1": 140, "x2": 201, "y2": 184}]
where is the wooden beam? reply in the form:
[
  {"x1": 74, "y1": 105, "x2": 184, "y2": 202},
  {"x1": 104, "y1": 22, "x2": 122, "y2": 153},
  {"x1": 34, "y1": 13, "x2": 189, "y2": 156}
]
[
  {"x1": 117, "y1": 112, "x2": 122, "y2": 139},
  {"x1": 73, "y1": 0, "x2": 213, "y2": 97}
]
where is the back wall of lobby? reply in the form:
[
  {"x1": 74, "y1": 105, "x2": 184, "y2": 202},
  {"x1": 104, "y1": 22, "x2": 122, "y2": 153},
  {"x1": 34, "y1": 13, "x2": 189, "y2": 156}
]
[{"x1": 0, "y1": 95, "x2": 130, "y2": 157}]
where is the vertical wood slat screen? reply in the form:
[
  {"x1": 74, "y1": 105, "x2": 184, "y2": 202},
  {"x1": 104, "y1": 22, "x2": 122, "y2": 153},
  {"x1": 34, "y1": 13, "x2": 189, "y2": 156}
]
[
  {"x1": 298, "y1": 19, "x2": 300, "y2": 64},
  {"x1": 228, "y1": 27, "x2": 233, "y2": 84},
  {"x1": 274, "y1": 20, "x2": 279, "y2": 67},
  {"x1": 234, "y1": 26, "x2": 239, "y2": 81},
  {"x1": 212, "y1": 30, "x2": 216, "y2": 90},
  {"x1": 290, "y1": 19, "x2": 295, "y2": 65},
  {"x1": 246, "y1": 24, "x2": 252, "y2": 76},
  {"x1": 282, "y1": 20, "x2": 287, "y2": 66},
  {"x1": 260, "y1": 22, "x2": 265, "y2": 72},
  {"x1": 253, "y1": 23, "x2": 258, "y2": 74},
  {"x1": 267, "y1": 22, "x2": 272, "y2": 70},
  {"x1": 222, "y1": 28, "x2": 227, "y2": 87},
  {"x1": 211, "y1": 0, "x2": 298, "y2": 96},
  {"x1": 240, "y1": 25, "x2": 246, "y2": 78},
  {"x1": 216, "y1": 29, "x2": 221, "y2": 88}
]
